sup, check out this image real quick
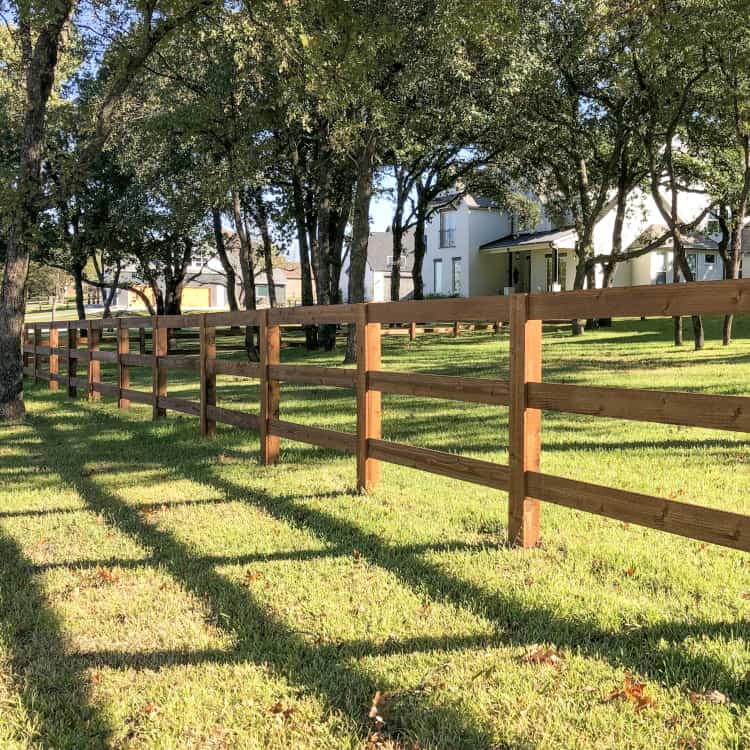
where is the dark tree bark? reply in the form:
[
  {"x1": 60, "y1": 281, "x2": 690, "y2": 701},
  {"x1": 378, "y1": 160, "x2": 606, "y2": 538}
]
[
  {"x1": 0, "y1": 2, "x2": 75, "y2": 419},
  {"x1": 290, "y1": 143, "x2": 318, "y2": 348},
  {"x1": 250, "y1": 188, "x2": 276, "y2": 307},
  {"x1": 344, "y1": 138, "x2": 376, "y2": 364},
  {"x1": 212, "y1": 206, "x2": 239, "y2": 313},
  {"x1": 411, "y1": 179, "x2": 430, "y2": 300}
]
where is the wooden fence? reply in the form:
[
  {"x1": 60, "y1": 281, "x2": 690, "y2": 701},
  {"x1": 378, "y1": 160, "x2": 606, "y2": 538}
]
[{"x1": 22, "y1": 278, "x2": 750, "y2": 552}]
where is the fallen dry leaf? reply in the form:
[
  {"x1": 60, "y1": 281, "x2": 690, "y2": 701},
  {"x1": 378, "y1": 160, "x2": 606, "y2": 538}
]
[
  {"x1": 605, "y1": 674, "x2": 655, "y2": 711},
  {"x1": 143, "y1": 702, "x2": 160, "y2": 716},
  {"x1": 242, "y1": 570, "x2": 263, "y2": 587},
  {"x1": 96, "y1": 567, "x2": 120, "y2": 585},
  {"x1": 269, "y1": 701, "x2": 294, "y2": 724},
  {"x1": 369, "y1": 691, "x2": 388, "y2": 729},
  {"x1": 524, "y1": 644, "x2": 562, "y2": 668}
]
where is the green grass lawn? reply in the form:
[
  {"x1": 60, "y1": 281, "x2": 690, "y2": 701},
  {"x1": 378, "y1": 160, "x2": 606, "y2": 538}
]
[{"x1": 1, "y1": 315, "x2": 749, "y2": 749}]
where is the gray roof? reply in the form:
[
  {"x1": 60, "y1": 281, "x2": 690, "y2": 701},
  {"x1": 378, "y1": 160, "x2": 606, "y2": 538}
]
[
  {"x1": 631, "y1": 224, "x2": 719, "y2": 251},
  {"x1": 480, "y1": 227, "x2": 576, "y2": 251},
  {"x1": 428, "y1": 191, "x2": 497, "y2": 210},
  {"x1": 367, "y1": 229, "x2": 415, "y2": 272}
]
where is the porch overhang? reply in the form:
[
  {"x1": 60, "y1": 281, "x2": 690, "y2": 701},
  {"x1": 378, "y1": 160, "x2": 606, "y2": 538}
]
[{"x1": 479, "y1": 227, "x2": 577, "y2": 255}]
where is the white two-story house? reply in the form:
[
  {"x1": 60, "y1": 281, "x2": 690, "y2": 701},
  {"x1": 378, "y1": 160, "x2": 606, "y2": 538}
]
[{"x1": 422, "y1": 188, "x2": 749, "y2": 297}]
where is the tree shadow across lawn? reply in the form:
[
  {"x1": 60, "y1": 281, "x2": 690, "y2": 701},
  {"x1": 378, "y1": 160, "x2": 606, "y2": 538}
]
[
  {"x1": 24, "y1": 406, "x2": 520, "y2": 750},
  {"x1": 0, "y1": 525, "x2": 113, "y2": 749},
  {"x1": 20, "y1": 398, "x2": 750, "y2": 749}
]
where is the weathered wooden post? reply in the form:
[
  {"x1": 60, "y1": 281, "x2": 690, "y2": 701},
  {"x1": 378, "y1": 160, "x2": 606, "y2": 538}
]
[
  {"x1": 48, "y1": 326, "x2": 59, "y2": 391},
  {"x1": 152, "y1": 316, "x2": 168, "y2": 419},
  {"x1": 117, "y1": 319, "x2": 130, "y2": 409},
  {"x1": 508, "y1": 293, "x2": 542, "y2": 548},
  {"x1": 67, "y1": 322, "x2": 78, "y2": 398},
  {"x1": 33, "y1": 325, "x2": 40, "y2": 383},
  {"x1": 87, "y1": 322, "x2": 101, "y2": 401},
  {"x1": 356, "y1": 304, "x2": 381, "y2": 493},
  {"x1": 409, "y1": 321, "x2": 417, "y2": 341},
  {"x1": 200, "y1": 315, "x2": 217, "y2": 438},
  {"x1": 453, "y1": 320, "x2": 460, "y2": 337},
  {"x1": 260, "y1": 311, "x2": 281, "y2": 464}
]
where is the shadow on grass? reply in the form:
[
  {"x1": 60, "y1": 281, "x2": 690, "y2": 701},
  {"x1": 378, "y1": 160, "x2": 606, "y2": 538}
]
[
  {"x1": 0, "y1": 529, "x2": 113, "y2": 749},
  {"x1": 20, "y1": 403, "x2": 513, "y2": 750},
  {"x1": 7, "y1": 391, "x2": 750, "y2": 748}
]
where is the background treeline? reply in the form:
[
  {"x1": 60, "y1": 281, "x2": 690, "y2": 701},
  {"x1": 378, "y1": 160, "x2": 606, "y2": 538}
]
[{"x1": 1, "y1": 0, "x2": 749, "y2": 418}]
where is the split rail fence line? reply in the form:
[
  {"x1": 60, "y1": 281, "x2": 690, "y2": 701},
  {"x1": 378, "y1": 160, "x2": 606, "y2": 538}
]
[{"x1": 22, "y1": 278, "x2": 750, "y2": 552}]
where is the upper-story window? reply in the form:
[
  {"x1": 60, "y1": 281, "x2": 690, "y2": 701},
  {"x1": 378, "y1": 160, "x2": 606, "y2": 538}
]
[
  {"x1": 191, "y1": 246, "x2": 212, "y2": 268},
  {"x1": 439, "y1": 210, "x2": 456, "y2": 248}
]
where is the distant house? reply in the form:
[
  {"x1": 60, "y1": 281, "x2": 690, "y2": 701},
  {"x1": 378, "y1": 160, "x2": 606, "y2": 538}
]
[
  {"x1": 421, "y1": 187, "x2": 749, "y2": 297},
  {"x1": 112, "y1": 234, "x2": 289, "y2": 311},
  {"x1": 340, "y1": 227, "x2": 415, "y2": 302}
]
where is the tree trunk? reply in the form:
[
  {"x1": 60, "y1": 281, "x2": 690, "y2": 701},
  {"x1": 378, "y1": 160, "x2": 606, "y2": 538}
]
[
  {"x1": 723, "y1": 204, "x2": 746, "y2": 345},
  {"x1": 102, "y1": 262, "x2": 121, "y2": 318},
  {"x1": 290, "y1": 149, "x2": 318, "y2": 349},
  {"x1": 411, "y1": 184, "x2": 428, "y2": 300},
  {"x1": 212, "y1": 206, "x2": 239, "y2": 313},
  {"x1": 344, "y1": 140, "x2": 375, "y2": 364},
  {"x1": 73, "y1": 264, "x2": 87, "y2": 322},
  {"x1": 251, "y1": 188, "x2": 276, "y2": 307},
  {"x1": 0, "y1": 4, "x2": 74, "y2": 419},
  {"x1": 571, "y1": 257, "x2": 588, "y2": 336},
  {"x1": 390, "y1": 221, "x2": 404, "y2": 302},
  {"x1": 231, "y1": 188, "x2": 258, "y2": 359}
]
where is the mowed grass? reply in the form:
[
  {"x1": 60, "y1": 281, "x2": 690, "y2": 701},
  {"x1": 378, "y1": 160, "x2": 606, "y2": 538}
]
[{"x1": 1, "y1": 315, "x2": 750, "y2": 749}]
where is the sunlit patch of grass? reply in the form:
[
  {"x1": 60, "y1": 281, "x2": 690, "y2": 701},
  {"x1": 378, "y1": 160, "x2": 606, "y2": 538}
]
[{"x1": 0, "y1": 315, "x2": 749, "y2": 749}]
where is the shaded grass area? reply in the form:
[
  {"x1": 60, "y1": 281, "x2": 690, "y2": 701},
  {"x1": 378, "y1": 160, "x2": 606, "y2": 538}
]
[{"x1": 2, "y1": 315, "x2": 750, "y2": 749}]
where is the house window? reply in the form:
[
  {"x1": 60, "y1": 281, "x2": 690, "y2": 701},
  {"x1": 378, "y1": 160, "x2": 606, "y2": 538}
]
[
  {"x1": 191, "y1": 246, "x2": 211, "y2": 268},
  {"x1": 705, "y1": 254, "x2": 716, "y2": 264},
  {"x1": 655, "y1": 252, "x2": 668, "y2": 284},
  {"x1": 451, "y1": 257, "x2": 461, "y2": 295},
  {"x1": 439, "y1": 211, "x2": 456, "y2": 248},
  {"x1": 707, "y1": 220, "x2": 720, "y2": 236},
  {"x1": 386, "y1": 255, "x2": 393, "y2": 269},
  {"x1": 433, "y1": 258, "x2": 443, "y2": 293},
  {"x1": 687, "y1": 253, "x2": 698, "y2": 279}
]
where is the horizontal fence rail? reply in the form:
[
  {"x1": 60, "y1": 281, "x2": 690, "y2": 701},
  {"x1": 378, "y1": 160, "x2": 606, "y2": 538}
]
[{"x1": 22, "y1": 279, "x2": 750, "y2": 553}]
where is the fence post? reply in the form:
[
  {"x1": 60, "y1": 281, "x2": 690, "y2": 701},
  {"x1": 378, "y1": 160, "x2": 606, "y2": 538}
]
[
  {"x1": 356, "y1": 304, "x2": 381, "y2": 493},
  {"x1": 48, "y1": 326, "x2": 59, "y2": 391},
  {"x1": 67, "y1": 322, "x2": 78, "y2": 398},
  {"x1": 88, "y1": 322, "x2": 101, "y2": 401},
  {"x1": 139, "y1": 327, "x2": 146, "y2": 354},
  {"x1": 152, "y1": 316, "x2": 168, "y2": 419},
  {"x1": 117, "y1": 319, "x2": 130, "y2": 409},
  {"x1": 453, "y1": 320, "x2": 460, "y2": 338},
  {"x1": 508, "y1": 293, "x2": 542, "y2": 548},
  {"x1": 200, "y1": 314, "x2": 217, "y2": 438},
  {"x1": 409, "y1": 321, "x2": 417, "y2": 341},
  {"x1": 260, "y1": 311, "x2": 281, "y2": 464},
  {"x1": 22, "y1": 325, "x2": 29, "y2": 371},
  {"x1": 33, "y1": 325, "x2": 40, "y2": 383}
]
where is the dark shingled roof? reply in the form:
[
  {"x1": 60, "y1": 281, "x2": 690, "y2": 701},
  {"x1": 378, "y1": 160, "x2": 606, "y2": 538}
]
[
  {"x1": 367, "y1": 228, "x2": 415, "y2": 272},
  {"x1": 480, "y1": 227, "x2": 576, "y2": 251}
]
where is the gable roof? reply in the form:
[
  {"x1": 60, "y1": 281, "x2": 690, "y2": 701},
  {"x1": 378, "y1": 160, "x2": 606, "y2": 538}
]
[
  {"x1": 479, "y1": 227, "x2": 576, "y2": 252},
  {"x1": 428, "y1": 191, "x2": 497, "y2": 211},
  {"x1": 367, "y1": 229, "x2": 415, "y2": 272},
  {"x1": 631, "y1": 224, "x2": 719, "y2": 251}
]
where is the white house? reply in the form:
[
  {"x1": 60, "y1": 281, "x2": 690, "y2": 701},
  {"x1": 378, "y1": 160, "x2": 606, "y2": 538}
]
[{"x1": 422, "y1": 187, "x2": 750, "y2": 297}]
